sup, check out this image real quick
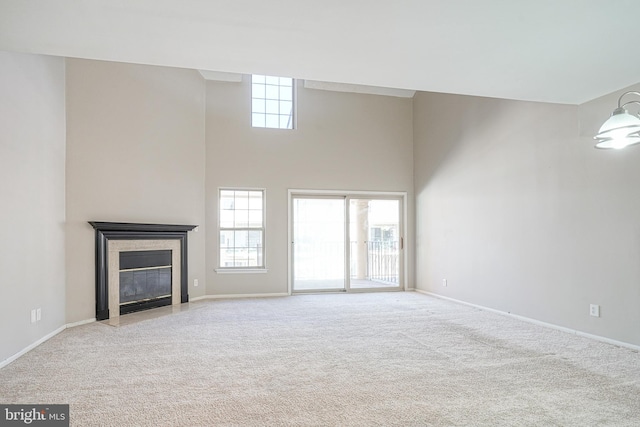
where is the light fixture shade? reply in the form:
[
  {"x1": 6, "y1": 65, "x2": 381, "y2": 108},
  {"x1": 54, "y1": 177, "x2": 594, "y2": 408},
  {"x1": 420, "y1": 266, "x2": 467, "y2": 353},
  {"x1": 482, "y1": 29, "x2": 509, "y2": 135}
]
[{"x1": 594, "y1": 107, "x2": 640, "y2": 149}]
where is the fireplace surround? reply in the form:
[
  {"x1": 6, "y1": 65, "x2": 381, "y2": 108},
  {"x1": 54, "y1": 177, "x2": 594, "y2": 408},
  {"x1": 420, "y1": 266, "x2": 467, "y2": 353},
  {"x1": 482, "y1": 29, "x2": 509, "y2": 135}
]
[{"x1": 89, "y1": 222, "x2": 197, "y2": 321}]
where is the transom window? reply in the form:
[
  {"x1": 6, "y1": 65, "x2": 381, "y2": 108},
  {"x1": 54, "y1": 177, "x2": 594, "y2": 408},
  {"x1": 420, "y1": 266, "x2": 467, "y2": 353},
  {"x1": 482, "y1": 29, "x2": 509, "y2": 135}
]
[
  {"x1": 251, "y1": 75, "x2": 294, "y2": 129},
  {"x1": 219, "y1": 189, "x2": 265, "y2": 269}
]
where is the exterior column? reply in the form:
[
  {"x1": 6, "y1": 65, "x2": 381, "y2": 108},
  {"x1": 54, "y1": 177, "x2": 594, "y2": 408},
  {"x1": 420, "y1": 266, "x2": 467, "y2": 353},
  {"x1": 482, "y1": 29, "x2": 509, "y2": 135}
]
[{"x1": 355, "y1": 200, "x2": 369, "y2": 280}]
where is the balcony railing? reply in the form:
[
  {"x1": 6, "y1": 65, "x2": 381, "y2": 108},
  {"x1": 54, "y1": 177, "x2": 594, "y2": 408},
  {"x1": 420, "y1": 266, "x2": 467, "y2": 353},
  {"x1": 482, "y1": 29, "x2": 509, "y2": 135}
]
[
  {"x1": 350, "y1": 241, "x2": 399, "y2": 285},
  {"x1": 292, "y1": 240, "x2": 399, "y2": 287}
]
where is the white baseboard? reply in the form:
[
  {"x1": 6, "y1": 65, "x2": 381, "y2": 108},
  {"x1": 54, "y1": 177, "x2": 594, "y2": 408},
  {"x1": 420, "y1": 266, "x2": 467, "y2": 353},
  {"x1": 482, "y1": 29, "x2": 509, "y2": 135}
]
[
  {"x1": 192, "y1": 292, "x2": 289, "y2": 301},
  {"x1": 0, "y1": 325, "x2": 65, "y2": 370},
  {"x1": 1, "y1": 318, "x2": 98, "y2": 370},
  {"x1": 414, "y1": 289, "x2": 640, "y2": 352}
]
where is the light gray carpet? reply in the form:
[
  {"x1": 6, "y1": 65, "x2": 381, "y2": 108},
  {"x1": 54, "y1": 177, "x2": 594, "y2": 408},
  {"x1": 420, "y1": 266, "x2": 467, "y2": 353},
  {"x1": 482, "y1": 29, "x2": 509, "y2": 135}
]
[{"x1": 1, "y1": 292, "x2": 639, "y2": 426}]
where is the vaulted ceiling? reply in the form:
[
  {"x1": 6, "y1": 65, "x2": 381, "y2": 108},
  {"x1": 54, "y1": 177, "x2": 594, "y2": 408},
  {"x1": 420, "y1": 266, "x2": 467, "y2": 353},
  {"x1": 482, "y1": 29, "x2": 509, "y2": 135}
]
[{"x1": 1, "y1": 0, "x2": 638, "y2": 104}]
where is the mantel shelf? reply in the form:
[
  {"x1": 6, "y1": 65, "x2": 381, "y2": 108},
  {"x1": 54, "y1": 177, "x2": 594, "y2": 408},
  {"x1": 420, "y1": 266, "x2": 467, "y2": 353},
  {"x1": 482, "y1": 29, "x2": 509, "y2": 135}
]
[{"x1": 89, "y1": 221, "x2": 197, "y2": 233}]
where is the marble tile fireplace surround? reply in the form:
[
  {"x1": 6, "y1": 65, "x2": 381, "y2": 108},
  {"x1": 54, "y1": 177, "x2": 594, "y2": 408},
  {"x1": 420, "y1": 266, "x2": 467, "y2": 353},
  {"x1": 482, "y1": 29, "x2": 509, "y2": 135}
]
[{"x1": 89, "y1": 222, "x2": 197, "y2": 321}]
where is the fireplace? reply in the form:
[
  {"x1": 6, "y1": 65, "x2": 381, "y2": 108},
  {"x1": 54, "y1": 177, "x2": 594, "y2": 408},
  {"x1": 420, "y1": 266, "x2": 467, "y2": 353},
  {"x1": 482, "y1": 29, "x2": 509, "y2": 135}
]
[{"x1": 89, "y1": 222, "x2": 197, "y2": 321}]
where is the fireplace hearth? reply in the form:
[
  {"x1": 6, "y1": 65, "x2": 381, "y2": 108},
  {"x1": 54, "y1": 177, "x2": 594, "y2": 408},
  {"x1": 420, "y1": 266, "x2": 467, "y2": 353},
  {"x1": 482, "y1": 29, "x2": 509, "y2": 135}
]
[{"x1": 89, "y1": 222, "x2": 197, "y2": 321}]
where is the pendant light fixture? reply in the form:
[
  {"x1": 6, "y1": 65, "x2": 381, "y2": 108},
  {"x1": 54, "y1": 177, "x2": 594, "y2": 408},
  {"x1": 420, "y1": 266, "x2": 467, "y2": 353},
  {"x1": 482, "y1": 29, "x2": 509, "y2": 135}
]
[{"x1": 593, "y1": 91, "x2": 640, "y2": 149}]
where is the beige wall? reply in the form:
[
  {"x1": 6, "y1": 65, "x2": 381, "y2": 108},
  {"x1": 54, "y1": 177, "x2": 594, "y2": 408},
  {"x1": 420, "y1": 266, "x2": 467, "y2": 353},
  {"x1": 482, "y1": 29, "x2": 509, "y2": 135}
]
[
  {"x1": 206, "y1": 77, "x2": 414, "y2": 295},
  {"x1": 414, "y1": 91, "x2": 640, "y2": 346},
  {"x1": 65, "y1": 59, "x2": 206, "y2": 323},
  {"x1": 0, "y1": 51, "x2": 66, "y2": 363}
]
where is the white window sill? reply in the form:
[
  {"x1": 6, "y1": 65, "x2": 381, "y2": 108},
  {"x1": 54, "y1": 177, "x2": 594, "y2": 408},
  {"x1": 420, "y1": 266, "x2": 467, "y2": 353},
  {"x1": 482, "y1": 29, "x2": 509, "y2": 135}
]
[{"x1": 215, "y1": 268, "x2": 268, "y2": 274}]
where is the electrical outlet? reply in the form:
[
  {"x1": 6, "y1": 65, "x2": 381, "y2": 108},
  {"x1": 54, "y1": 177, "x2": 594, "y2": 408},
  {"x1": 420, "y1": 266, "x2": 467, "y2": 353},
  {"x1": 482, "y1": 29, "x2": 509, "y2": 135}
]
[
  {"x1": 442, "y1": 279, "x2": 447, "y2": 287},
  {"x1": 30, "y1": 309, "x2": 37, "y2": 324},
  {"x1": 36, "y1": 308, "x2": 41, "y2": 321},
  {"x1": 194, "y1": 279, "x2": 199, "y2": 287},
  {"x1": 590, "y1": 304, "x2": 600, "y2": 317}
]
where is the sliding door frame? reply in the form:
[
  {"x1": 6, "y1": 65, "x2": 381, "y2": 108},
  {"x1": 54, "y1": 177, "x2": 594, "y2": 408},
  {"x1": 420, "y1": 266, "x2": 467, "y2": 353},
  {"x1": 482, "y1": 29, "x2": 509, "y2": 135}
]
[{"x1": 288, "y1": 189, "x2": 408, "y2": 295}]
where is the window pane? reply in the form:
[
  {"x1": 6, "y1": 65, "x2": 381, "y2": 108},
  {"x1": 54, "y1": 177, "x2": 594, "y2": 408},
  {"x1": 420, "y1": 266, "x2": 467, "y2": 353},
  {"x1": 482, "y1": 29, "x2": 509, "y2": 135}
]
[
  {"x1": 265, "y1": 76, "x2": 279, "y2": 85},
  {"x1": 252, "y1": 83, "x2": 265, "y2": 98},
  {"x1": 248, "y1": 230, "x2": 262, "y2": 248},
  {"x1": 279, "y1": 77, "x2": 292, "y2": 87},
  {"x1": 279, "y1": 86, "x2": 292, "y2": 101},
  {"x1": 220, "y1": 230, "x2": 234, "y2": 248},
  {"x1": 235, "y1": 191, "x2": 249, "y2": 209},
  {"x1": 252, "y1": 113, "x2": 266, "y2": 128},
  {"x1": 248, "y1": 191, "x2": 262, "y2": 209},
  {"x1": 266, "y1": 100, "x2": 279, "y2": 114},
  {"x1": 220, "y1": 250, "x2": 234, "y2": 267},
  {"x1": 234, "y1": 230, "x2": 249, "y2": 248},
  {"x1": 279, "y1": 101, "x2": 292, "y2": 115},
  {"x1": 233, "y1": 249, "x2": 248, "y2": 266},
  {"x1": 234, "y1": 210, "x2": 249, "y2": 228},
  {"x1": 252, "y1": 74, "x2": 265, "y2": 84},
  {"x1": 252, "y1": 99, "x2": 265, "y2": 113},
  {"x1": 280, "y1": 115, "x2": 292, "y2": 129},
  {"x1": 265, "y1": 85, "x2": 279, "y2": 99},
  {"x1": 247, "y1": 249, "x2": 259, "y2": 267},
  {"x1": 248, "y1": 210, "x2": 263, "y2": 227},
  {"x1": 265, "y1": 114, "x2": 279, "y2": 128},
  {"x1": 220, "y1": 192, "x2": 234, "y2": 209},
  {"x1": 220, "y1": 210, "x2": 234, "y2": 228}
]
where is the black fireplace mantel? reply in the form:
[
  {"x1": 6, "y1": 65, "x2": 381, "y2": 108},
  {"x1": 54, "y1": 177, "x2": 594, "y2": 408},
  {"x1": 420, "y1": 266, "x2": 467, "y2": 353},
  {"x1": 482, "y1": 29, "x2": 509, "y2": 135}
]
[{"x1": 89, "y1": 221, "x2": 197, "y2": 321}]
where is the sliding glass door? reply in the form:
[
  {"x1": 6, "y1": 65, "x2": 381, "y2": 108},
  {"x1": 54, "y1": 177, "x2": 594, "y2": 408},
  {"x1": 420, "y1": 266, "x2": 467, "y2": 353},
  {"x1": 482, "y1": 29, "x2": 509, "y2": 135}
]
[
  {"x1": 349, "y1": 198, "x2": 401, "y2": 290},
  {"x1": 292, "y1": 197, "x2": 346, "y2": 291},
  {"x1": 291, "y1": 193, "x2": 403, "y2": 293}
]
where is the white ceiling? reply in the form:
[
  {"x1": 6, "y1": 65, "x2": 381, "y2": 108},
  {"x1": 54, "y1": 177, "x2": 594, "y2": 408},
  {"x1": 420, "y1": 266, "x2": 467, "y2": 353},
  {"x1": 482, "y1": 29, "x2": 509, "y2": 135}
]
[{"x1": 1, "y1": 0, "x2": 639, "y2": 104}]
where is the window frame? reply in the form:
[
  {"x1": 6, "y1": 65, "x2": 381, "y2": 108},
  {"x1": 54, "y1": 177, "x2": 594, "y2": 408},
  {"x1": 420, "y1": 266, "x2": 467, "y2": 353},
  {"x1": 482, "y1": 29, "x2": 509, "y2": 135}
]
[
  {"x1": 251, "y1": 74, "x2": 296, "y2": 130},
  {"x1": 216, "y1": 188, "x2": 267, "y2": 273}
]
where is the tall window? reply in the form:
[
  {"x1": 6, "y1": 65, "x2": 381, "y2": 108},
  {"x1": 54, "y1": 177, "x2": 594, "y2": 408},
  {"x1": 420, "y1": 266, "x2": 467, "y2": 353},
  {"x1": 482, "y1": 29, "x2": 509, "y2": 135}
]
[
  {"x1": 251, "y1": 75, "x2": 294, "y2": 129},
  {"x1": 219, "y1": 189, "x2": 265, "y2": 268}
]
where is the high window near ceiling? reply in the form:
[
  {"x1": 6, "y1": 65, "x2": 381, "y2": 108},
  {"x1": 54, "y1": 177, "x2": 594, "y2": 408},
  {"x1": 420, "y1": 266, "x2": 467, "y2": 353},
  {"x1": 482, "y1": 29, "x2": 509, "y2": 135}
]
[{"x1": 251, "y1": 75, "x2": 294, "y2": 129}]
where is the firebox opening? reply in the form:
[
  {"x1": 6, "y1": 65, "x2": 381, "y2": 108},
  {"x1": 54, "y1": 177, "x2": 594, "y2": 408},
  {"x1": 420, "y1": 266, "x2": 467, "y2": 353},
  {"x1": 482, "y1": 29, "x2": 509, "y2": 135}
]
[{"x1": 119, "y1": 250, "x2": 172, "y2": 315}]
